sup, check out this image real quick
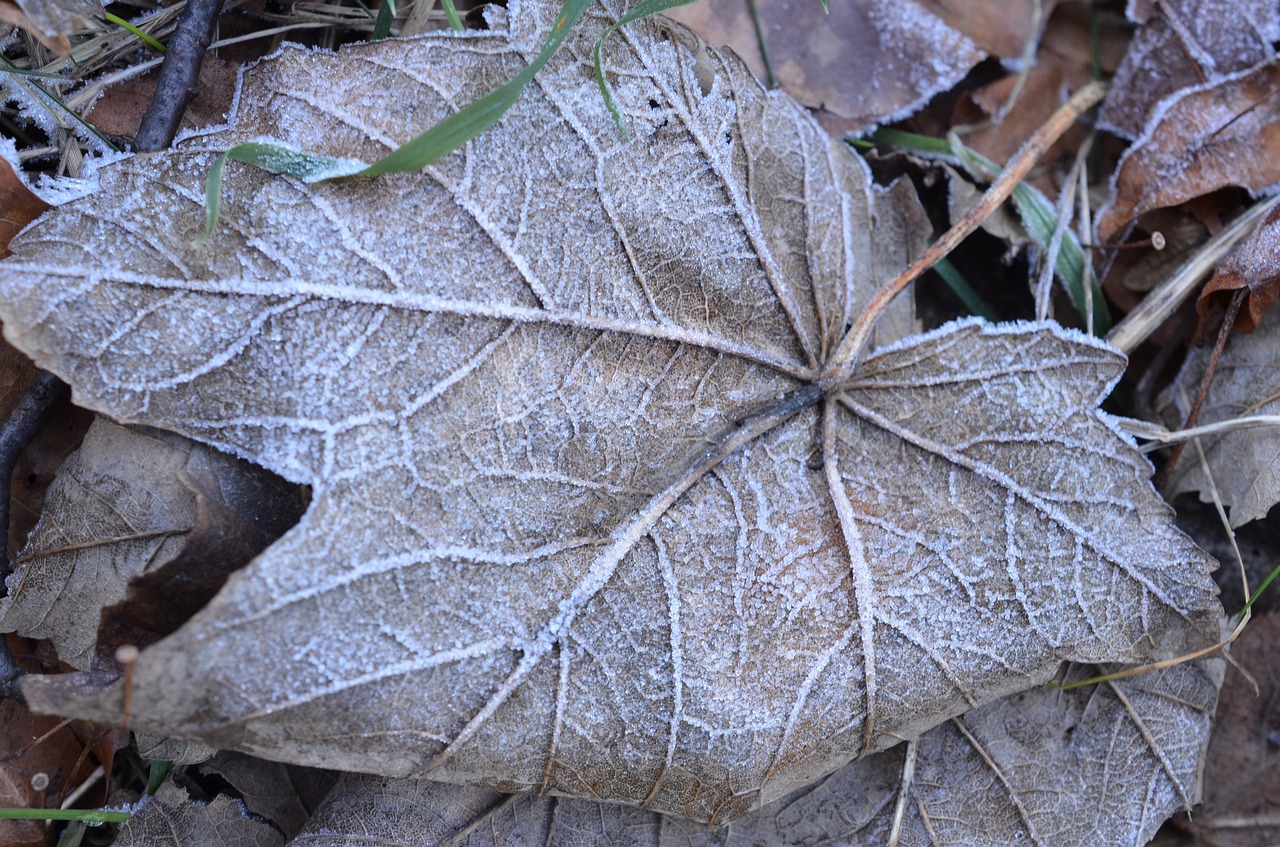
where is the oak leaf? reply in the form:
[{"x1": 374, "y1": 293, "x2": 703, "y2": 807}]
[{"x1": 0, "y1": 0, "x2": 1220, "y2": 827}]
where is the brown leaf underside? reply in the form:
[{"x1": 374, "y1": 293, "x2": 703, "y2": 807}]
[{"x1": 0, "y1": 0, "x2": 1219, "y2": 826}]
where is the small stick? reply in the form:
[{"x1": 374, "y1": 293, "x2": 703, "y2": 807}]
[
  {"x1": 1106, "y1": 194, "x2": 1280, "y2": 354},
  {"x1": 116, "y1": 644, "x2": 140, "y2": 732},
  {"x1": 0, "y1": 371, "x2": 68, "y2": 577},
  {"x1": 133, "y1": 0, "x2": 227, "y2": 152},
  {"x1": 1153, "y1": 285, "x2": 1246, "y2": 488},
  {"x1": 824, "y1": 81, "x2": 1108, "y2": 385}
]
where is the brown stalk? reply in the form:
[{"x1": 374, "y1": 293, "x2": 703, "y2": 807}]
[
  {"x1": 824, "y1": 80, "x2": 1108, "y2": 386},
  {"x1": 1153, "y1": 285, "x2": 1247, "y2": 489}
]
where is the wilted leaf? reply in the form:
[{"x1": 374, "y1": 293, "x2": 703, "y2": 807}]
[
  {"x1": 0, "y1": 0, "x2": 1219, "y2": 826},
  {"x1": 1099, "y1": 0, "x2": 1279, "y2": 141},
  {"x1": 0, "y1": 697, "x2": 102, "y2": 847},
  {"x1": 114, "y1": 780, "x2": 284, "y2": 847},
  {"x1": 290, "y1": 659, "x2": 1221, "y2": 847},
  {"x1": 1196, "y1": 201, "x2": 1280, "y2": 332},
  {"x1": 0, "y1": 419, "x2": 305, "y2": 669},
  {"x1": 1157, "y1": 303, "x2": 1280, "y2": 527},
  {"x1": 663, "y1": 0, "x2": 984, "y2": 133},
  {"x1": 1097, "y1": 59, "x2": 1280, "y2": 244}
]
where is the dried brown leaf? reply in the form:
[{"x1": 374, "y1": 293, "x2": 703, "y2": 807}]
[
  {"x1": 0, "y1": 0, "x2": 1221, "y2": 829},
  {"x1": 1196, "y1": 201, "x2": 1280, "y2": 332},
  {"x1": 0, "y1": 155, "x2": 50, "y2": 259},
  {"x1": 663, "y1": 0, "x2": 984, "y2": 133},
  {"x1": 0, "y1": 697, "x2": 99, "y2": 847},
  {"x1": 1097, "y1": 58, "x2": 1280, "y2": 243},
  {"x1": 288, "y1": 659, "x2": 1222, "y2": 847},
  {"x1": 0, "y1": 418, "x2": 306, "y2": 670},
  {"x1": 1156, "y1": 303, "x2": 1280, "y2": 527},
  {"x1": 114, "y1": 781, "x2": 284, "y2": 847},
  {"x1": 200, "y1": 752, "x2": 337, "y2": 840},
  {"x1": 1099, "y1": 0, "x2": 1278, "y2": 141}
]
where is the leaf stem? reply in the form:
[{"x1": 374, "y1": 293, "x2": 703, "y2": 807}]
[{"x1": 824, "y1": 80, "x2": 1107, "y2": 386}]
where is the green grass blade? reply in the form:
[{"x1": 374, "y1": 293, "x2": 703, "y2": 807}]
[
  {"x1": 871, "y1": 128, "x2": 1111, "y2": 333},
  {"x1": 0, "y1": 808, "x2": 132, "y2": 823},
  {"x1": 870, "y1": 127, "x2": 955, "y2": 158},
  {"x1": 102, "y1": 12, "x2": 167, "y2": 52},
  {"x1": 0, "y1": 57, "x2": 119, "y2": 151},
  {"x1": 592, "y1": 0, "x2": 703, "y2": 140},
  {"x1": 372, "y1": 0, "x2": 396, "y2": 40},
  {"x1": 1236, "y1": 561, "x2": 1280, "y2": 620},
  {"x1": 933, "y1": 257, "x2": 997, "y2": 321},
  {"x1": 145, "y1": 760, "x2": 173, "y2": 796},
  {"x1": 200, "y1": 143, "x2": 368, "y2": 240},
  {"x1": 442, "y1": 0, "x2": 464, "y2": 31}
]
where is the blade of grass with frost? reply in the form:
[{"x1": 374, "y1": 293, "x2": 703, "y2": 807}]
[
  {"x1": 0, "y1": 59, "x2": 119, "y2": 152},
  {"x1": 102, "y1": 12, "x2": 167, "y2": 52},
  {"x1": 872, "y1": 127, "x2": 1111, "y2": 333},
  {"x1": 593, "y1": 0, "x2": 703, "y2": 140},
  {"x1": 203, "y1": 0, "x2": 592, "y2": 235},
  {"x1": 442, "y1": 0, "x2": 463, "y2": 31},
  {"x1": 372, "y1": 0, "x2": 396, "y2": 40},
  {"x1": 0, "y1": 808, "x2": 132, "y2": 823}
]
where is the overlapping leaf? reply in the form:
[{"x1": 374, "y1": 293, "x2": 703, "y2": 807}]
[
  {"x1": 1157, "y1": 304, "x2": 1280, "y2": 527},
  {"x1": 0, "y1": 0, "x2": 1220, "y2": 827},
  {"x1": 290, "y1": 660, "x2": 1221, "y2": 847}
]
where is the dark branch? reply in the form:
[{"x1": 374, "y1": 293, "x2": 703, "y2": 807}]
[
  {"x1": 0, "y1": 370, "x2": 68, "y2": 578},
  {"x1": 133, "y1": 0, "x2": 227, "y2": 152}
]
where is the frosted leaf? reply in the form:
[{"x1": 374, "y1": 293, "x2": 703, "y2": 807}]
[
  {"x1": 289, "y1": 659, "x2": 1222, "y2": 847},
  {"x1": 663, "y1": 0, "x2": 984, "y2": 134},
  {"x1": 0, "y1": 0, "x2": 1219, "y2": 826},
  {"x1": 1100, "y1": 0, "x2": 1278, "y2": 140},
  {"x1": 1156, "y1": 304, "x2": 1280, "y2": 528}
]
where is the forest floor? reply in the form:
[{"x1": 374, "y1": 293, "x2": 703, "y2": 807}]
[{"x1": 1, "y1": 0, "x2": 1279, "y2": 845}]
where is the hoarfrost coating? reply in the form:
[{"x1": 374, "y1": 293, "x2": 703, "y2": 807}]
[{"x1": 0, "y1": 0, "x2": 1221, "y2": 829}]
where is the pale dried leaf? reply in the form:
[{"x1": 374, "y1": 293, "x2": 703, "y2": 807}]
[
  {"x1": 288, "y1": 659, "x2": 1222, "y2": 847},
  {"x1": 0, "y1": 0, "x2": 1219, "y2": 827},
  {"x1": 114, "y1": 781, "x2": 284, "y2": 847},
  {"x1": 1157, "y1": 303, "x2": 1280, "y2": 527},
  {"x1": 663, "y1": 0, "x2": 983, "y2": 133},
  {"x1": 0, "y1": 420, "x2": 200, "y2": 669},
  {"x1": 0, "y1": 418, "x2": 305, "y2": 669},
  {"x1": 201, "y1": 752, "x2": 338, "y2": 840}
]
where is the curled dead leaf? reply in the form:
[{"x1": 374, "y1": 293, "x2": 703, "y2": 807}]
[
  {"x1": 1157, "y1": 303, "x2": 1280, "y2": 527},
  {"x1": 1196, "y1": 201, "x2": 1280, "y2": 332},
  {"x1": 1098, "y1": 59, "x2": 1280, "y2": 244}
]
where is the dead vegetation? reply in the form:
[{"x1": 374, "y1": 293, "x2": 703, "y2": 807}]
[{"x1": 0, "y1": 1, "x2": 1278, "y2": 845}]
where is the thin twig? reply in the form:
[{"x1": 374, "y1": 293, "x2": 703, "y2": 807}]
[
  {"x1": 133, "y1": 0, "x2": 226, "y2": 151},
  {"x1": 824, "y1": 81, "x2": 1107, "y2": 384},
  {"x1": 1153, "y1": 285, "x2": 1246, "y2": 489},
  {"x1": 1106, "y1": 194, "x2": 1280, "y2": 354},
  {"x1": 0, "y1": 371, "x2": 68, "y2": 577}
]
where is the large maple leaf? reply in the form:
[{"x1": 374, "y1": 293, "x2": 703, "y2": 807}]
[{"x1": 0, "y1": 0, "x2": 1219, "y2": 826}]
